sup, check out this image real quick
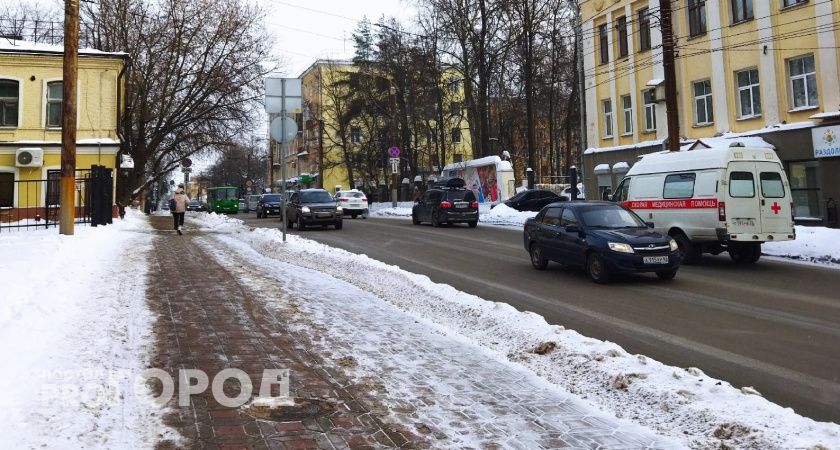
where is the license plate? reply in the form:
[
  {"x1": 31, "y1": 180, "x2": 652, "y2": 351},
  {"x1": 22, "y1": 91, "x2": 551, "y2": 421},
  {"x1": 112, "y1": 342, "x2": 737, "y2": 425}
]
[
  {"x1": 643, "y1": 256, "x2": 669, "y2": 264},
  {"x1": 732, "y1": 218, "x2": 755, "y2": 227},
  {"x1": 317, "y1": 212, "x2": 332, "y2": 217},
  {"x1": 454, "y1": 202, "x2": 469, "y2": 208}
]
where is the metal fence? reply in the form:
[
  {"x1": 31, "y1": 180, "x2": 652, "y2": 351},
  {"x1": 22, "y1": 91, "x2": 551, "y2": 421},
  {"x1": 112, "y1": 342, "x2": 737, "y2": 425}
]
[{"x1": 0, "y1": 169, "x2": 102, "y2": 233}]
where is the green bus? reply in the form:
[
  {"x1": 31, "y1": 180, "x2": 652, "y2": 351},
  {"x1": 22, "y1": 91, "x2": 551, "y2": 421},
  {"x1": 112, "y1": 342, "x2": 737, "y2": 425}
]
[{"x1": 207, "y1": 186, "x2": 240, "y2": 214}]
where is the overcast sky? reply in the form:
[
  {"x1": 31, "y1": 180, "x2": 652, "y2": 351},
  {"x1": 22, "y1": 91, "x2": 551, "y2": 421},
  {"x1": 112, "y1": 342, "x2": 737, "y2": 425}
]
[{"x1": 262, "y1": 0, "x2": 416, "y2": 75}]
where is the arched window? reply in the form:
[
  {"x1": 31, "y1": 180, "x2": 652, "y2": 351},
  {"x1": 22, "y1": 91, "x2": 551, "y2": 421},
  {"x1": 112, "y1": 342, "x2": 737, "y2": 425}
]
[{"x1": 0, "y1": 80, "x2": 19, "y2": 127}]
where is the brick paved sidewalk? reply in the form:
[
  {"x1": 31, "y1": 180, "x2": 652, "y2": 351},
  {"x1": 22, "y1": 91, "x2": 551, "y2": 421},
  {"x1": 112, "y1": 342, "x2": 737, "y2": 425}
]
[{"x1": 146, "y1": 216, "x2": 424, "y2": 449}]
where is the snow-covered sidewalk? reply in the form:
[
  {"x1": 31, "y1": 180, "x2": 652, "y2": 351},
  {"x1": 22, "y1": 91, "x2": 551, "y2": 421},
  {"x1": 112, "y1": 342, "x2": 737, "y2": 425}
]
[
  {"x1": 193, "y1": 212, "x2": 840, "y2": 449},
  {"x1": 0, "y1": 210, "x2": 174, "y2": 448}
]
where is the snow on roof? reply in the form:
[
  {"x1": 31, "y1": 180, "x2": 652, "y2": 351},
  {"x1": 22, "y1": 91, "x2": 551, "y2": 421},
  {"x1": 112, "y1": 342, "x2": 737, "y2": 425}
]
[
  {"x1": 593, "y1": 163, "x2": 610, "y2": 173},
  {"x1": 0, "y1": 38, "x2": 127, "y2": 57},
  {"x1": 441, "y1": 155, "x2": 513, "y2": 172},
  {"x1": 627, "y1": 146, "x2": 781, "y2": 176},
  {"x1": 613, "y1": 161, "x2": 630, "y2": 170},
  {"x1": 646, "y1": 78, "x2": 664, "y2": 86},
  {"x1": 584, "y1": 138, "x2": 665, "y2": 155}
]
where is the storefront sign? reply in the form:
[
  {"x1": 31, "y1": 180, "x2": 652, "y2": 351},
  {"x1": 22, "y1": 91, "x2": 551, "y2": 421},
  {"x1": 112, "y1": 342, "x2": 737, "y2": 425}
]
[{"x1": 812, "y1": 125, "x2": 840, "y2": 158}]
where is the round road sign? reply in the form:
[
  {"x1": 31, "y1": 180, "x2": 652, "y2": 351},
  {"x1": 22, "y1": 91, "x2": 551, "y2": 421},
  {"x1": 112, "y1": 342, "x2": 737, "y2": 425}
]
[
  {"x1": 270, "y1": 116, "x2": 299, "y2": 144},
  {"x1": 388, "y1": 146, "x2": 400, "y2": 158}
]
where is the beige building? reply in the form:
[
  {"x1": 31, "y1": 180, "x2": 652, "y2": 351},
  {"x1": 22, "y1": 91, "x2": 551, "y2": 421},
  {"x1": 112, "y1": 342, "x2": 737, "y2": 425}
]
[{"x1": 582, "y1": 0, "x2": 840, "y2": 224}]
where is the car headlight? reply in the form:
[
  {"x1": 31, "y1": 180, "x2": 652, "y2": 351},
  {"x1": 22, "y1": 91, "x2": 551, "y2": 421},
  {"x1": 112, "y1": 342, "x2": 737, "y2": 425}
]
[
  {"x1": 301, "y1": 206, "x2": 311, "y2": 214},
  {"x1": 608, "y1": 242, "x2": 634, "y2": 254},
  {"x1": 669, "y1": 239, "x2": 679, "y2": 251}
]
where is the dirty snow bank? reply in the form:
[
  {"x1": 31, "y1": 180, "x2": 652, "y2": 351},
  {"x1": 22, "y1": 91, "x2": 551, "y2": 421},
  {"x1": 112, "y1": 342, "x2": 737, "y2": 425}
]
[
  {"x1": 0, "y1": 209, "x2": 176, "y2": 448},
  {"x1": 369, "y1": 201, "x2": 536, "y2": 227},
  {"x1": 763, "y1": 226, "x2": 840, "y2": 266},
  {"x1": 192, "y1": 213, "x2": 839, "y2": 450}
]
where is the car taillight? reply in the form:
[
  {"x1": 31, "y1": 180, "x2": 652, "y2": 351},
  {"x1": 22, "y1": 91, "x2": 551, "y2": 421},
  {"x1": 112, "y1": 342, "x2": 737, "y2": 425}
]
[
  {"x1": 340, "y1": 198, "x2": 348, "y2": 202},
  {"x1": 471, "y1": 201, "x2": 478, "y2": 208},
  {"x1": 718, "y1": 202, "x2": 726, "y2": 222},
  {"x1": 361, "y1": 198, "x2": 367, "y2": 202},
  {"x1": 440, "y1": 201, "x2": 452, "y2": 209}
]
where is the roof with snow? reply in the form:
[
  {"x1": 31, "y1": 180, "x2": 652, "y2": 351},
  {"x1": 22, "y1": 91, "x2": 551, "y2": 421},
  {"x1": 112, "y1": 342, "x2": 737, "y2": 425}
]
[
  {"x1": 441, "y1": 155, "x2": 514, "y2": 172},
  {"x1": 626, "y1": 146, "x2": 782, "y2": 176},
  {"x1": 0, "y1": 38, "x2": 127, "y2": 57}
]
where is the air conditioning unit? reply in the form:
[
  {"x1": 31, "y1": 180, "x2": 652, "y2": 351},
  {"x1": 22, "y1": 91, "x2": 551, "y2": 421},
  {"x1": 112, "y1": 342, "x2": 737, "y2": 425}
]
[{"x1": 16, "y1": 148, "x2": 44, "y2": 168}]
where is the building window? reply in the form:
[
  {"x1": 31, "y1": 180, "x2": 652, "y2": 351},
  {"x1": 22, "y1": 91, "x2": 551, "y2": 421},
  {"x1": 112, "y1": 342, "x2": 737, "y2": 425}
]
[
  {"x1": 599, "y1": 24, "x2": 609, "y2": 64},
  {"x1": 450, "y1": 102, "x2": 461, "y2": 116},
  {"x1": 693, "y1": 80, "x2": 713, "y2": 125},
  {"x1": 616, "y1": 16, "x2": 628, "y2": 58},
  {"x1": 602, "y1": 99, "x2": 613, "y2": 138},
  {"x1": 46, "y1": 81, "x2": 63, "y2": 128},
  {"x1": 428, "y1": 130, "x2": 437, "y2": 144},
  {"x1": 736, "y1": 69, "x2": 761, "y2": 118},
  {"x1": 451, "y1": 127, "x2": 461, "y2": 143},
  {"x1": 643, "y1": 89, "x2": 656, "y2": 132},
  {"x1": 782, "y1": 0, "x2": 806, "y2": 8},
  {"x1": 789, "y1": 161, "x2": 820, "y2": 219},
  {"x1": 788, "y1": 54, "x2": 818, "y2": 110},
  {"x1": 350, "y1": 127, "x2": 361, "y2": 144},
  {"x1": 0, "y1": 172, "x2": 12, "y2": 207},
  {"x1": 688, "y1": 0, "x2": 707, "y2": 37},
  {"x1": 731, "y1": 0, "x2": 753, "y2": 23},
  {"x1": 638, "y1": 8, "x2": 651, "y2": 52},
  {"x1": 621, "y1": 95, "x2": 633, "y2": 134},
  {"x1": 0, "y1": 80, "x2": 19, "y2": 127},
  {"x1": 450, "y1": 79, "x2": 460, "y2": 94}
]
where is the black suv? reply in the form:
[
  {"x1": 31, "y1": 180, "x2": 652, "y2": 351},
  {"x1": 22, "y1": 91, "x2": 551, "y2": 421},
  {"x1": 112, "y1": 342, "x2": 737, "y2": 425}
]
[
  {"x1": 502, "y1": 189, "x2": 562, "y2": 212},
  {"x1": 256, "y1": 193, "x2": 284, "y2": 218},
  {"x1": 286, "y1": 189, "x2": 343, "y2": 230},
  {"x1": 412, "y1": 178, "x2": 479, "y2": 228}
]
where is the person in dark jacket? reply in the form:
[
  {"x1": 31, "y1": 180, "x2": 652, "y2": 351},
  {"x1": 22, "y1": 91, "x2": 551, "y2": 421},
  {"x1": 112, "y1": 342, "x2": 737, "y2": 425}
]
[{"x1": 171, "y1": 185, "x2": 190, "y2": 235}]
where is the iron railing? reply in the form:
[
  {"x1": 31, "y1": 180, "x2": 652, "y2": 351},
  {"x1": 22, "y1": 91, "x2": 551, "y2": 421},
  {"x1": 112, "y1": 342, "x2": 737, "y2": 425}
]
[{"x1": 0, "y1": 169, "x2": 93, "y2": 232}]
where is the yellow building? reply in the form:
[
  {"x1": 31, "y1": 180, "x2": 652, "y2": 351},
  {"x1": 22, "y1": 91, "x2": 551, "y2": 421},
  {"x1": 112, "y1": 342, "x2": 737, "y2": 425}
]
[
  {"x1": 582, "y1": 0, "x2": 840, "y2": 224},
  {"x1": 0, "y1": 39, "x2": 126, "y2": 220},
  {"x1": 297, "y1": 60, "x2": 473, "y2": 195}
]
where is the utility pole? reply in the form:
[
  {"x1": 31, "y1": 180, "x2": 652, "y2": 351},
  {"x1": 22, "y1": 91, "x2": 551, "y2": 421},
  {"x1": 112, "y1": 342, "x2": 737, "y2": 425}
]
[
  {"x1": 60, "y1": 0, "x2": 79, "y2": 235},
  {"x1": 659, "y1": 0, "x2": 680, "y2": 151}
]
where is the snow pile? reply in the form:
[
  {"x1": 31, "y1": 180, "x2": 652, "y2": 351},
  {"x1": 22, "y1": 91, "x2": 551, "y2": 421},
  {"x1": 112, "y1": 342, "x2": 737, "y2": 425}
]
[
  {"x1": 480, "y1": 203, "x2": 537, "y2": 227},
  {"x1": 0, "y1": 209, "x2": 175, "y2": 448},
  {"x1": 190, "y1": 213, "x2": 840, "y2": 450},
  {"x1": 369, "y1": 201, "x2": 415, "y2": 218},
  {"x1": 763, "y1": 226, "x2": 840, "y2": 265}
]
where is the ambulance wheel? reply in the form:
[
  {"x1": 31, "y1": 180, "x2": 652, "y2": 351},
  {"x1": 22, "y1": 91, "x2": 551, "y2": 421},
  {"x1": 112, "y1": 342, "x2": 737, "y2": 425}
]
[
  {"x1": 673, "y1": 233, "x2": 701, "y2": 265},
  {"x1": 730, "y1": 242, "x2": 761, "y2": 264}
]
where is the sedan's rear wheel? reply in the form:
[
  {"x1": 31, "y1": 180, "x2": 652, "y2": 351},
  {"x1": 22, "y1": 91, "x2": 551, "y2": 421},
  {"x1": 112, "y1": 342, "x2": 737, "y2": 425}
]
[
  {"x1": 586, "y1": 253, "x2": 611, "y2": 284},
  {"x1": 529, "y1": 243, "x2": 548, "y2": 270}
]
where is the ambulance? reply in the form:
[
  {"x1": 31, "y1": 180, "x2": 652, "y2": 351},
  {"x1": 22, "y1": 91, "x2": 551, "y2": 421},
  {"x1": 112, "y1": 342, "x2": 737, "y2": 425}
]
[{"x1": 610, "y1": 144, "x2": 795, "y2": 264}]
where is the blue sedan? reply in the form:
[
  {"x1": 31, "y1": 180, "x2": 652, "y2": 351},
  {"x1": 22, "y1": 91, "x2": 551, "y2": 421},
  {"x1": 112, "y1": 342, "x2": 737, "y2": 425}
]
[{"x1": 523, "y1": 202, "x2": 681, "y2": 283}]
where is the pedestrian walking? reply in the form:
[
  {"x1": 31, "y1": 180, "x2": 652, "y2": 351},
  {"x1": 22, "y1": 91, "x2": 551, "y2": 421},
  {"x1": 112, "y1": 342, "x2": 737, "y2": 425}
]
[{"x1": 171, "y1": 184, "x2": 190, "y2": 235}]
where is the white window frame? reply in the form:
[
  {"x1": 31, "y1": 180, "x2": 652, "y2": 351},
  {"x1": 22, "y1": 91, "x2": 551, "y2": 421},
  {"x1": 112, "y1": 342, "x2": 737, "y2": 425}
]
[
  {"x1": 736, "y1": 68, "x2": 761, "y2": 119},
  {"x1": 787, "y1": 54, "x2": 818, "y2": 110},
  {"x1": 350, "y1": 127, "x2": 361, "y2": 144},
  {"x1": 602, "y1": 99, "x2": 613, "y2": 138},
  {"x1": 621, "y1": 95, "x2": 633, "y2": 135},
  {"x1": 782, "y1": 0, "x2": 806, "y2": 8},
  {"x1": 0, "y1": 77, "x2": 22, "y2": 128},
  {"x1": 643, "y1": 90, "x2": 656, "y2": 132},
  {"x1": 693, "y1": 79, "x2": 714, "y2": 125}
]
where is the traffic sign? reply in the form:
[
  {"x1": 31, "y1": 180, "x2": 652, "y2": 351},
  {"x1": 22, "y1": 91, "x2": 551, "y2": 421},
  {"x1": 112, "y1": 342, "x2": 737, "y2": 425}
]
[
  {"x1": 389, "y1": 157, "x2": 399, "y2": 174},
  {"x1": 270, "y1": 116, "x2": 298, "y2": 144},
  {"x1": 182, "y1": 158, "x2": 193, "y2": 168},
  {"x1": 388, "y1": 146, "x2": 400, "y2": 158}
]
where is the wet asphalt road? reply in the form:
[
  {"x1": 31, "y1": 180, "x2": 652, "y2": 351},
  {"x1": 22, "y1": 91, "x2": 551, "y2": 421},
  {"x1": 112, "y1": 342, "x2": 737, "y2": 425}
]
[{"x1": 240, "y1": 213, "x2": 840, "y2": 423}]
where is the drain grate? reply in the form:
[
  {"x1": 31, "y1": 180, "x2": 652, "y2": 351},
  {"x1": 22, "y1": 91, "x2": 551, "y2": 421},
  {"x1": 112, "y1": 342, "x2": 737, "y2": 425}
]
[{"x1": 246, "y1": 397, "x2": 338, "y2": 421}]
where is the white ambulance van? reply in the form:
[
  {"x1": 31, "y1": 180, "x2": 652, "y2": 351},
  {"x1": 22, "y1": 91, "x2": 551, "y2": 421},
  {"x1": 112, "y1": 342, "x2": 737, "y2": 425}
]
[{"x1": 611, "y1": 144, "x2": 795, "y2": 264}]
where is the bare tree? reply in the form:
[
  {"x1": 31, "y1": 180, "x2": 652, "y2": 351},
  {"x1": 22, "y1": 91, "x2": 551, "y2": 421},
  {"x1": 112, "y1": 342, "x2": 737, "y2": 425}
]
[{"x1": 83, "y1": 0, "x2": 277, "y2": 201}]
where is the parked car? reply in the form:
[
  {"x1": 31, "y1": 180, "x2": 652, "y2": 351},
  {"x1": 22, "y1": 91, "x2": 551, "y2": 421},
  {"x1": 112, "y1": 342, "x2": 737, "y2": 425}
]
[
  {"x1": 501, "y1": 189, "x2": 562, "y2": 212},
  {"x1": 256, "y1": 193, "x2": 284, "y2": 218},
  {"x1": 334, "y1": 190, "x2": 368, "y2": 219},
  {"x1": 286, "y1": 189, "x2": 343, "y2": 230},
  {"x1": 412, "y1": 178, "x2": 479, "y2": 228},
  {"x1": 523, "y1": 201, "x2": 680, "y2": 283},
  {"x1": 247, "y1": 194, "x2": 261, "y2": 211},
  {"x1": 186, "y1": 199, "x2": 203, "y2": 212},
  {"x1": 611, "y1": 145, "x2": 794, "y2": 265}
]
